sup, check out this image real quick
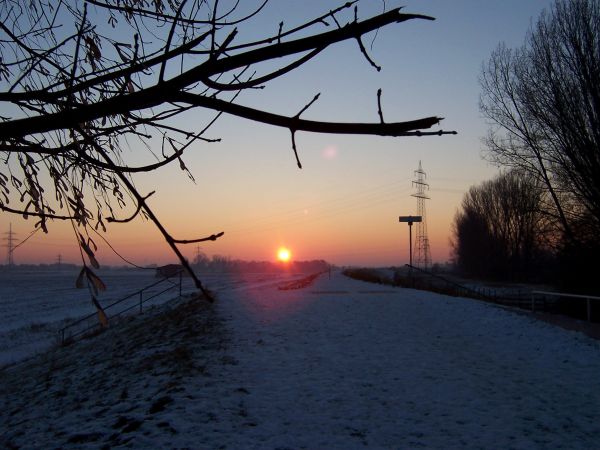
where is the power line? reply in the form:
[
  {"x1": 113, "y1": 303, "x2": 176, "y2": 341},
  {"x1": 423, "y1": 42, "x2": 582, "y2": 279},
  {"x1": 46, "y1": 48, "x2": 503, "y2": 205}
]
[
  {"x1": 12, "y1": 227, "x2": 40, "y2": 252},
  {"x1": 224, "y1": 178, "x2": 414, "y2": 236}
]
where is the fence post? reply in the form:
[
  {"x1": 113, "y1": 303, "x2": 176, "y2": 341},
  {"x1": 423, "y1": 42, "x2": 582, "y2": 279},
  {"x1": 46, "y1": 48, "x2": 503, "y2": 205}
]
[
  {"x1": 179, "y1": 271, "x2": 182, "y2": 298},
  {"x1": 587, "y1": 297, "x2": 591, "y2": 322},
  {"x1": 139, "y1": 291, "x2": 143, "y2": 314}
]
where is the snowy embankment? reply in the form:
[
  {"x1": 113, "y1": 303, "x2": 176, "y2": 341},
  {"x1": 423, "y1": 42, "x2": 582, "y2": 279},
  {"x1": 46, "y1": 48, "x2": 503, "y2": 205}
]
[
  {"x1": 0, "y1": 269, "x2": 201, "y2": 367},
  {"x1": 1, "y1": 270, "x2": 599, "y2": 448},
  {"x1": 0, "y1": 269, "x2": 298, "y2": 367}
]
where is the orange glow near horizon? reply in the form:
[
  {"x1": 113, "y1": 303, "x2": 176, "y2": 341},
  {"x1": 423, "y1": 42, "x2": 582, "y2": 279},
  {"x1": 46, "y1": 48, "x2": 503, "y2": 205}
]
[
  {"x1": 1, "y1": 155, "x2": 466, "y2": 268},
  {"x1": 277, "y1": 247, "x2": 291, "y2": 263},
  {"x1": 1, "y1": 2, "x2": 552, "y2": 270},
  {"x1": 2, "y1": 205, "x2": 456, "y2": 267}
]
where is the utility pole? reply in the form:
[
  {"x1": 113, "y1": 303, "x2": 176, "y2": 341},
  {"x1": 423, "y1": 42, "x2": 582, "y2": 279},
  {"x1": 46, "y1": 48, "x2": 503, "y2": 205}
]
[
  {"x1": 3, "y1": 223, "x2": 16, "y2": 266},
  {"x1": 57, "y1": 253, "x2": 62, "y2": 267},
  {"x1": 399, "y1": 216, "x2": 422, "y2": 267},
  {"x1": 412, "y1": 161, "x2": 432, "y2": 269}
]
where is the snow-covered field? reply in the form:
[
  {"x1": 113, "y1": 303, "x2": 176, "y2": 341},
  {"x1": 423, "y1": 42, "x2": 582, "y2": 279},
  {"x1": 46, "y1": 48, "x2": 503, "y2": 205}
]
[
  {"x1": 1, "y1": 270, "x2": 599, "y2": 448},
  {"x1": 0, "y1": 268, "x2": 194, "y2": 367},
  {"x1": 0, "y1": 269, "x2": 298, "y2": 367}
]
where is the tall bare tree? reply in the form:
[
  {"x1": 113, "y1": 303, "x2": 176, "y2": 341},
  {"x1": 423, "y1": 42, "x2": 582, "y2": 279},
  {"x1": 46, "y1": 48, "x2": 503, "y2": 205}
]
[
  {"x1": 0, "y1": 1, "x2": 455, "y2": 298},
  {"x1": 480, "y1": 0, "x2": 600, "y2": 248},
  {"x1": 452, "y1": 170, "x2": 547, "y2": 280}
]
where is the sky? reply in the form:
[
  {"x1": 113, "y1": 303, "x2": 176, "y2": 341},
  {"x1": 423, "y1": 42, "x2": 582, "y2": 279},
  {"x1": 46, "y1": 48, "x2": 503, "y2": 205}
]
[{"x1": 1, "y1": 0, "x2": 557, "y2": 267}]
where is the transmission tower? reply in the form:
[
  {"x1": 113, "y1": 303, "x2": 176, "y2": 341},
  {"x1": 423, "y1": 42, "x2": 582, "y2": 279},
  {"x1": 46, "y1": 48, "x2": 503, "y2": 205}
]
[
  {"x1": 412, "y1": 161, "x2": 431, "y2": 269},
  {"x1": 3, "y1": 223, "x2": 16, "y2": 266}
]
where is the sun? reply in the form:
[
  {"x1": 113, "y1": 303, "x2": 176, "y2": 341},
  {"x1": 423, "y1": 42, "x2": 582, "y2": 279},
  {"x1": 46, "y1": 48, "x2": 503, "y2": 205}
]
[{"x1": 277, "y1": 247, "x2": 291, "y2": 262}]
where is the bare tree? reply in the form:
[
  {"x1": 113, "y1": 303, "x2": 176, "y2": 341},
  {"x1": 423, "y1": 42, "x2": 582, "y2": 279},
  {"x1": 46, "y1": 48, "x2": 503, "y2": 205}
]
[
  {"x1": 452, "y1": 170, "x2": 547, "y2": 280},
  {"x1": 480, "y1": 0, "x2": 600, "y2": 248},
  {"x1": 0, "y1": 1, "x2": 455, "y2": 299}
]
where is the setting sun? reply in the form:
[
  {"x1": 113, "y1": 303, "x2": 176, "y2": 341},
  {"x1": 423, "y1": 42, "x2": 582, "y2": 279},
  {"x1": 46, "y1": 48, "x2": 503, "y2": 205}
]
[{"x1": 277, "y1": 247, "x2": 291, "y2": 262}]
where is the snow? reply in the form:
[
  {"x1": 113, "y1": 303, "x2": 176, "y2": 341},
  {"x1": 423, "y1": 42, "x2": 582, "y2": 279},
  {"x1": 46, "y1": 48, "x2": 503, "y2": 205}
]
[
  {"x1": 1, "y1": 269, "x2": 599, "y2": 448},
  {"x1": 0, "y1": 269, "x2": 305, "y2": 367},
  {"x1": 0, "y1": 268, "x2": 202, "y2": 366}
]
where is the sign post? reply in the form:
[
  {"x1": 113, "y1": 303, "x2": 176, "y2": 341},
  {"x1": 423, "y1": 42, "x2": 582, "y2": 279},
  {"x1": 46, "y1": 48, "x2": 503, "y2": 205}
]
[{"x1": 399, "y1": 215, "x2": 422, "y2": 268}]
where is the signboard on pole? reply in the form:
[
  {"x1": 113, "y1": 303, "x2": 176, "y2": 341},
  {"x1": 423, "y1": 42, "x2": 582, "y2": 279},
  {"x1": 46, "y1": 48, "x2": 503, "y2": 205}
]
[
  {"x1": 399, "y1": 215, "x2": 422, "y2": 223},
  {"x1": 399, "y1": 215, "x2": 422, "y2": 268}
]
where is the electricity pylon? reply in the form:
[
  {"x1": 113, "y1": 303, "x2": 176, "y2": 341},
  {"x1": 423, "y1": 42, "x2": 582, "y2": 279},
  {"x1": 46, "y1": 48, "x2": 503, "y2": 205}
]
[
  {"x1": 412, "y1": 161, "x2": 431, "y2": 269},
  {"x1": 3, "y1": 223, "x2": 16, "y2": 266}
]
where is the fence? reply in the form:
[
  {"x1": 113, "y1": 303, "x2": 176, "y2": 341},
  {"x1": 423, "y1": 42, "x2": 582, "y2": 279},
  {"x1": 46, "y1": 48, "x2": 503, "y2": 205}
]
[
  {"x1": 399, "y1": 264, "x2": 497, "y2": 301},
  {"x1": 399, "y1": 265, "x2": 599, "y2": 322},
  {"x1": 531, "y1": 290, "x2": 600, "y2": 322},
  {"x1": 59, "y1": 271, "x2": 184, "y2": 344}
]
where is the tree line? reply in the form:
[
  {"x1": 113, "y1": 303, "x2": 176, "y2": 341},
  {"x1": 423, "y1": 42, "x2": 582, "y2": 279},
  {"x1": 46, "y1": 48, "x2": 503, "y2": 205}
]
[
  {"x1": 191, "y1": 253, "x2": 329, "y2": 274},
  {"x1": 453, "y1": 0, "x2": 600, "y2": 293}
]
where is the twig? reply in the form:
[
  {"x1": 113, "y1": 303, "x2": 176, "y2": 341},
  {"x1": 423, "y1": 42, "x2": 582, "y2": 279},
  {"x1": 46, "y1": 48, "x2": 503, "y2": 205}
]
[
  {"x1": 295, "y1": 93, "x2": 321, "y2": 118},
  {"x1": 377, "y1": 88, "x2": 384, "y2": 123},
  {"x1": 107, "y1": 190, "x2": 155, "y2": 223},
  {"x1": 172, "y1": 231, "x2": 225, "y2": 244},
  {"x1": 356, "y1": 36, "x2": 381, "y2": 72},
  {"x1": 290, "y1": 130, "x2": 302, "y2": 169}
]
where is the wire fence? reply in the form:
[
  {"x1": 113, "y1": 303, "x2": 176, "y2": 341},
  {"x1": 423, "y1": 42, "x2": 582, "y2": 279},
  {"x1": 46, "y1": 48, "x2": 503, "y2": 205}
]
[
  {"x1": 59, "y1": 271, "x2": 184, "y2": 345},
  {"x1": 396, "y1": 265, "x2": 598, "y2": 323}
]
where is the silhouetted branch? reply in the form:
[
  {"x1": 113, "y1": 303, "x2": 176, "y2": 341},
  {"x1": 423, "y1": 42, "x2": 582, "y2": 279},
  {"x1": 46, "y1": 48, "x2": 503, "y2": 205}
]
[
  {"x1": 107, "y1": 191, "x2": 155, "y2": 223},
  {"x1": 85, "y1": 0, "x2": 270, "y2": 26},
  {"x1": 295, "y1": 94, "x2": 321, "y2": 119},
  {"x1": 173, "y1": 9, "x2": 436, "y2": 88},
  {"x1": 227, "y1": 1, "x2": 357, "y2": 51},
  {"x1": 0, "y1": 9, "x2": 437, "y2": 140},
  {"x1": 290, "y1": 131, "x2": 302, "y2": 169},
  {"x1": 172, "y1": 232, "x2": 225, "y2": 244},
  {"x1": 175, "y1": 92, "x2": 447, "y2": 135},
  {"x1": 201, "y1": 47, "x2": 325, "y2": 91},
  {"x1": 356, "y1": 36, "x2": 381, "y2": 71},
  {"x1": 79, "y1": 128, "x2": 214, "y2": 299},
  {"x1": 158, "y1": 0, "x2": 188, "y2": 84},
  {"x1": 377, "y1": 88, "x2": 384, "y2": 123},
  {"x1": 0, "y1": 204, "x2": 73, "y2": 221},
  {"x1": 0, "y1": 30, "x2": 213, "y2": 103}
]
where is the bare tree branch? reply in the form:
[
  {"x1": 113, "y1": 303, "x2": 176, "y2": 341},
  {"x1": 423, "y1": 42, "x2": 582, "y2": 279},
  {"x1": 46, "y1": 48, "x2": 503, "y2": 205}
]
[{"x1": 175, "y1": 92, "x2": 449, "y2": 136}]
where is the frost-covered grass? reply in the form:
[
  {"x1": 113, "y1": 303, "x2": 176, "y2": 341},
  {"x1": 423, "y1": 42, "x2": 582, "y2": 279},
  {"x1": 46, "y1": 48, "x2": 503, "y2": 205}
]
[{"x1": 1, "y1": 270, "x2": 599, "y2": 448}]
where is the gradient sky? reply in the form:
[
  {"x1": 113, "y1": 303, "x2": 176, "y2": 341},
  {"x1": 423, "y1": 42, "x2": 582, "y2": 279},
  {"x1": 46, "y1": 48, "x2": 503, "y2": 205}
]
[{"x1": 2, "y1": 0, "x2": 556, "y2": 267}]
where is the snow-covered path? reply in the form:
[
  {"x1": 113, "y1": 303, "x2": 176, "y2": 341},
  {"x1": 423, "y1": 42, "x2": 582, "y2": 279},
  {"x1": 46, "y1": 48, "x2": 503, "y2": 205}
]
[
  {"x1": 212, "y1": 271, "x2": 600, "y2": 449},
  {"x1": 1, "y1": 270, "x2": 599, "y2": 449}
]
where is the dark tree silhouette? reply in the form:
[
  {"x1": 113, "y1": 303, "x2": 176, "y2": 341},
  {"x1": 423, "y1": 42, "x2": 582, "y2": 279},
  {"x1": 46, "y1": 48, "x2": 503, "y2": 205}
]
[
  {"x1": 452, "y1": 171, "x2": 547, "y2": 281},
  {"x1": 480, "y1": 0, "x2": 600, "y2": 249},
  {"x1": 1, "y1": 1, "x2": 455, "y2": 298}
]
